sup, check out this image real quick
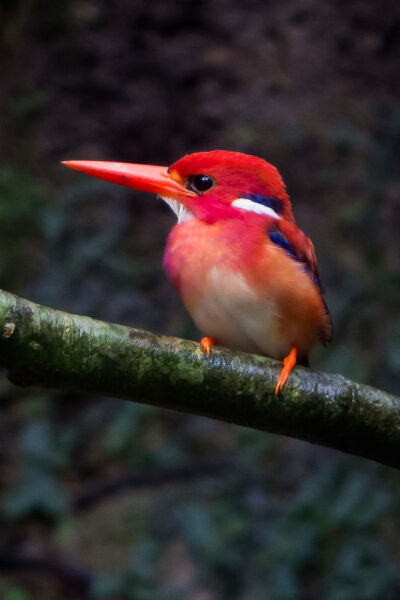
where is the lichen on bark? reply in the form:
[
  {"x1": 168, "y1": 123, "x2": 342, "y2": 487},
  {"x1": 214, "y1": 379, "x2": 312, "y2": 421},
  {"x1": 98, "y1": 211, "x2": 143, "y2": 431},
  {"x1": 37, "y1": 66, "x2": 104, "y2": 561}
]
[{"x1": 0, "y1": 288, "x2": 400, "y2": 469}]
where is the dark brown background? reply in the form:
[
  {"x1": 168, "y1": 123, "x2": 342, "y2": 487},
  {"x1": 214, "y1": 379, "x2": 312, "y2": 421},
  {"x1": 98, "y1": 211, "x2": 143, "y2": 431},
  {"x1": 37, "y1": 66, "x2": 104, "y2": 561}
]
[{"x1": 0, "y1": 1, "x2": 399, "y2": 599}]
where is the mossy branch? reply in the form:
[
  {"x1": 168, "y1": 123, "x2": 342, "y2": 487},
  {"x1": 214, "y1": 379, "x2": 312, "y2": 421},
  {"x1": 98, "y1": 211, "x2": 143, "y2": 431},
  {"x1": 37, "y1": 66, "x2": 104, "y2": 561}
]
[{"x1": 0, "y1": 288, "x2": 399, "y2": 469}]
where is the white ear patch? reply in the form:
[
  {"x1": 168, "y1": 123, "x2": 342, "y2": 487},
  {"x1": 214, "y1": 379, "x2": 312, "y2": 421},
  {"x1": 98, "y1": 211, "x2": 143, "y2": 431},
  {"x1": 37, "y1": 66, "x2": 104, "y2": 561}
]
[{"x1": 232, "y1": 198, "x2": 280, "y2": 219}]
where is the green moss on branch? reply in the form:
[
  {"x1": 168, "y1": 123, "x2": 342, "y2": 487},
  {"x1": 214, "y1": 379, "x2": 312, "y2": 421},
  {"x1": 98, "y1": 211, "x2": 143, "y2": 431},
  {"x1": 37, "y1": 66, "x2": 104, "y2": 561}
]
[{"x1": 0, "y1": 289, "x2": 399, "y2": 469}]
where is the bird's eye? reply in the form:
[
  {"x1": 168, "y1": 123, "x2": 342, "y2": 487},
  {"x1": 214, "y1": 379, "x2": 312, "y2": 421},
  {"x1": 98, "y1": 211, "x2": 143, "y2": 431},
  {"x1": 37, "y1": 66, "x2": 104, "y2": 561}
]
[{"x1": 187, "y1": 174, "x2": 215, "y2": 194}]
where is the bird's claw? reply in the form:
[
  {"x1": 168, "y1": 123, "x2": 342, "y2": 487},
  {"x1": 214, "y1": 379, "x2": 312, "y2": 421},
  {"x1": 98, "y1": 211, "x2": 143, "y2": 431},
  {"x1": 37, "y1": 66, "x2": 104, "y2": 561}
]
[
  {"x1": 200, "y1": 337, "x2": 217, "y2": 356},
  {"x1": 275, "y1": 346, "x2": 298, "y2": 396}
]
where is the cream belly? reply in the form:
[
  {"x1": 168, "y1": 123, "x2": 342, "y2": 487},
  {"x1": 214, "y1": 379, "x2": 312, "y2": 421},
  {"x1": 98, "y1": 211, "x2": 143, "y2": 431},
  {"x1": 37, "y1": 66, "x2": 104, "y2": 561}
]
[{"x1": 189, "y1": 266, "x2": 290, "y2": 359}]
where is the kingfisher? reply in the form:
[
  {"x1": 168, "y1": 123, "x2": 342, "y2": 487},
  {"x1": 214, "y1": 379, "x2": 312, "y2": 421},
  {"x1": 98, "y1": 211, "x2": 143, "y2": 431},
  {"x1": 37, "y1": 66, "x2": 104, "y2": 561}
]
[{"x1": 63, "y1": 151, "x2": 332, "y2": 395}]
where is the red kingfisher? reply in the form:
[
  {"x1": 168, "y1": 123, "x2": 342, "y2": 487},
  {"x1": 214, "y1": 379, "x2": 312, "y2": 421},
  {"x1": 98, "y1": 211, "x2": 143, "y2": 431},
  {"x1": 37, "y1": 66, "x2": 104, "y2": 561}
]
[{"x1": 63, "y1": 151, "x2": 333, "y2": 395}]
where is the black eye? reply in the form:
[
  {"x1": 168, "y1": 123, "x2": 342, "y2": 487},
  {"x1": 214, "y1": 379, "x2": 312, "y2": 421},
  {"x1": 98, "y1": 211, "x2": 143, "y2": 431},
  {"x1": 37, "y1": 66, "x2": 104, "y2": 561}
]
[{"x1": 187, "y1": 174, "x2": 215, "y2": 194}]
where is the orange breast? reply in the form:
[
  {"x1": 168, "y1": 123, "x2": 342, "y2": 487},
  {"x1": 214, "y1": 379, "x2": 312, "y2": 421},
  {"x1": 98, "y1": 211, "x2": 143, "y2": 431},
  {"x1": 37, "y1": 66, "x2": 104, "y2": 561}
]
[{"x1": 163, "y1": 218, "x2": 329, "y2": 360}]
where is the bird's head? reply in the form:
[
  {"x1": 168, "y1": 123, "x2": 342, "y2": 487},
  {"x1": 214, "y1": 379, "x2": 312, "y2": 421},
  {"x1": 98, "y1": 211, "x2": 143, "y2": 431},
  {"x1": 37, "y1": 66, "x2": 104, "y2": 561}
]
[{"x1": 63, "y1": 150, "x2": 293, "y2": 224}]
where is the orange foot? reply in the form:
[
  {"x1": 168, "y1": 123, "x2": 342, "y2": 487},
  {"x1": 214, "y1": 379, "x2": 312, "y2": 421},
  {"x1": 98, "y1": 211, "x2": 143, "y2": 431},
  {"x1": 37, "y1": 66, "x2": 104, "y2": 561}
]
[
  {"x1": 200, "y1": 336, "x2": 217, "y2": 356},
  {"x1": 275, "y1": 346, "x2": 298, "y2": 396}
]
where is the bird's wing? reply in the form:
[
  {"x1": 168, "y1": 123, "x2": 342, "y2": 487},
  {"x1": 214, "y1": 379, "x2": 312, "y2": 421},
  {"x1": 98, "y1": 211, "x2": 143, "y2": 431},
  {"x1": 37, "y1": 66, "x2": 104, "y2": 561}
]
[{"x1": 268, "y1": 219, "x2": 333, "y2": 344}]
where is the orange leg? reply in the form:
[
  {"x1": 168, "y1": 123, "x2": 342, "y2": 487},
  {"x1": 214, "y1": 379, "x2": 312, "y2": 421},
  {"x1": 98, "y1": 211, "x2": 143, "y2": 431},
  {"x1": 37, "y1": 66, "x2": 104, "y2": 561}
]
[
  {"x1": 275, "y1": 346, "x2": 298, "y2": 396},
  {"x1": 200, "y1": 336, "x2": 217, "y2": 356}
]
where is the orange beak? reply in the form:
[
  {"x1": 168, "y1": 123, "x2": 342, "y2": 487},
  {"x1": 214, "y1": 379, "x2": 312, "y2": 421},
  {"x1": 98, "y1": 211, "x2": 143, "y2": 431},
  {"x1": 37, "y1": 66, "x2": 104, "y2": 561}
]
[{"x1": 62, "y1": 160, "x2": 195, "y2": 199}]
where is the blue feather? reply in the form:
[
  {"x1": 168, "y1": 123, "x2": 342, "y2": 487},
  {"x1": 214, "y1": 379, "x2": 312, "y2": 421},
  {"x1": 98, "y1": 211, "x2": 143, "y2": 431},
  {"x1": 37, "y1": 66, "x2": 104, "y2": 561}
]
[{"x1": 269, "y1": 229, "x2": 295, "y2": 256}]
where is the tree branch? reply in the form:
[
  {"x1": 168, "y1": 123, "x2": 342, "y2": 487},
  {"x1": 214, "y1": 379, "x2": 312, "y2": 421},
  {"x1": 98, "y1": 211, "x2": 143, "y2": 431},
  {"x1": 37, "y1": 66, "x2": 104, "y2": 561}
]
[{"x1": 0, "y1": 289, "x2": 399, "y2": 469}]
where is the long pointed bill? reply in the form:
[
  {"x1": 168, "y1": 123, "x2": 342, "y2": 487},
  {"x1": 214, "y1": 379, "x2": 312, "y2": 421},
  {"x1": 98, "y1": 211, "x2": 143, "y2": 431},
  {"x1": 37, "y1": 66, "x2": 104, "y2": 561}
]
[{"x1": 62, "y1": 160, "x2": 195, "y2": 199}]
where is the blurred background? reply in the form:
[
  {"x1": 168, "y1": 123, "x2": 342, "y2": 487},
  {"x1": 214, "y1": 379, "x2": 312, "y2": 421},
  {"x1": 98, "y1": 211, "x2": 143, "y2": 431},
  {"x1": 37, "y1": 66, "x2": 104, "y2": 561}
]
[{"x1": 0, "y1": 1, "x2": 400, "y2": 598}]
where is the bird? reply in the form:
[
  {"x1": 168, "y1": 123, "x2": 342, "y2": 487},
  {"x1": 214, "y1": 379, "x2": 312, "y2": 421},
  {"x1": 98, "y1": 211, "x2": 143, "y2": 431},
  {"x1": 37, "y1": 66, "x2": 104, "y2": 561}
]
[{"x1": 62, "y1": 150, "x2": 332, "y2": 395}]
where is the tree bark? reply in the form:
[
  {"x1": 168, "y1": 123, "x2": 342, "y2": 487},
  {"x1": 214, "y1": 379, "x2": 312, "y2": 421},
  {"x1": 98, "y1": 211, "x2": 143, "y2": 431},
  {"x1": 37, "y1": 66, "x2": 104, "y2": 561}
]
[{"x1": 0, "y1": 288, "x2": 399, "y2": 469}]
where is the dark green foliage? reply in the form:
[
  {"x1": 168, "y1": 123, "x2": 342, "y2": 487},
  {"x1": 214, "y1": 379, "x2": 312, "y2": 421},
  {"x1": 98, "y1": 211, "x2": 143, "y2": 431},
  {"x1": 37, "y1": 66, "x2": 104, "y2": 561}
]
[
  {"x1": 3, "y1": 421, "x2": 71, "y2": 519},
  {"x1": 84, "y1": 457, "x2": 400, "y2": 600}
]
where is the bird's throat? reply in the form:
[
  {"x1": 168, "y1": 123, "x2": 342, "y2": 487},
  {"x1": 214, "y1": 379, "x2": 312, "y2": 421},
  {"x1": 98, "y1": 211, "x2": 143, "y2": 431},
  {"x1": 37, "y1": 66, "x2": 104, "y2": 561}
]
[{"x1": 160, "y1": 195, "x2": 193, "y2": 224}]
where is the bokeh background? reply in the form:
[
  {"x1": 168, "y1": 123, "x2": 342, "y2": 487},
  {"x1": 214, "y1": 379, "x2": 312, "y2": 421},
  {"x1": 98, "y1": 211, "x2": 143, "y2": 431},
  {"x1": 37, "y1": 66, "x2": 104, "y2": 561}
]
[{"x1": 1, "y1": 1, "x2": 400, "y2": 599}]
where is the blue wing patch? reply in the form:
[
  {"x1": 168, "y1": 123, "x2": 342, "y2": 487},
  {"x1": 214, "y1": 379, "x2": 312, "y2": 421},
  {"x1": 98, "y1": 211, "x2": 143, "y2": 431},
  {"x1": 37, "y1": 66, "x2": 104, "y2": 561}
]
[{"x1": 269, "y1": 229, "x2": 294, "y2": 256}]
